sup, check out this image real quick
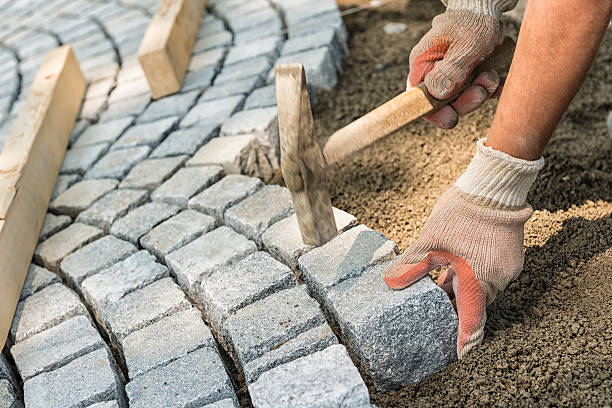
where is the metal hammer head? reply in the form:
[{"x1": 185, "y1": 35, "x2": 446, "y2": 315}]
[{"x1": 275, "y1": 63, "x2": 337, "y2": 247}]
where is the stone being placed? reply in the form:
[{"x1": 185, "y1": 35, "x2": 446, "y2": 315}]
[
  {"x1": 20, "y1": 264, "x2": 60, "y2": 300},
  {"x1": 51, "y1": 179, "x2": 118, "y2": 216},
  {"x1": 186, "y1": 134, "x2": 263, "y2": 176},
  {"x1": 149, "y1": 125, "x2": 219, "y2": 158},
  {"x1": 180, "y1": 95, "x2": 245, "y2": 128},
  {"x1": 281, "y1": 28, "x2": 344, "y2": 71},
  {"x1": 77, "y1": 189, "x2": 149, "y2": 231},
  {"x1": 126, "y1": 347, "x2": 236, "y2": 408},
  {"x1": 111, "y1": 116, "x2": 178, "y2": 150},
  {"x1": 51, "y1": 174, "x2": 80, "y2": 201},
  {"x1": 138, "y1": 90, "x2": 200, "y2": 123},
  {"x1": 189, "y1": 174, "x2": 263, "y2": 222},
  {"x1": 166, "y1": 226, "x2": 257, "y2": 297},
  {"x1": 39, "y1": 213, "x2": 71, "y2": 242},
  {"x1": 35, "y1": 223, "x2": 104, "y2": 271},
  {"x1": 224, "y1": 185, "x2": 294, "y2": 243},
  {"x1": 214, "y1": 56, "x2": 272, "y2": 85},
  {"x1": 220, "y1": 107, "x2": 278, "y2": 154},
  {"x1": 199, "y1": 77, "x2": 262, "y2": 102},
  {"x1": 248, "y1": 344, "x2": 371, "y2": 408},
  {"x1": 269, "y1": 47, "x2": 338, "y2": 93},
  {"x1": 85, "y1": 145, "x2": 152, "y2": 180},
  {"x1": 119, "y1": 155, "x2": 188, "y2": 190},
  {"x1": 327, "y1": 261, "x2": 458, "y2": 391},
  {"x1": 10, "y1": 283, "x2": 88, "y2": 344},
  {"x1": 244, "y1": 84, "x2": 276, "y2": 110},
  {"x1": 23, "y1": 348, "x2": 124, "y2": 408},
  {"x1": 287, "y1": 11, "x2": 348, "y2": 47},
  {"x1": 61, "y1": 143, "x2": 109, "y2": 175},
  {"x1": 224, "y1": 35, "x2": 282, "y2": 66},
  {"x1": 110, "y1": 202, "x2": 181, "y2": 244},
  {"x1": 182, "y1": 67, "x2": 216, "y2": 92},
  {"x1": 10, "y1": 315, "x2": 104, "y2": 380},
  {"x1": 73, "y1": 116, "x2": 133, "y2": 148},
  {"x1": 151, "y1": 166, "x2": 223, "y2": 207},
  {"x1": 108, "y1": 77, "x2": 150, "y2": 103}
]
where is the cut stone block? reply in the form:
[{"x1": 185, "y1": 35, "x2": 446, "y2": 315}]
[
  {"x1": 99, "y1": 94, "x2": 150, "y2": 122},
  {"x1": 81, "y1": 250, "x2": 169, "y2": 313},
  {"x1": 138, "y1": 90, "x2": 200, "y2": 123},
  {"x1": 60, "y1": 235, "x2": 138, "y2": 287},
  {"x1": 198, "y1": 15, "x2": 226, "y2": 37},
  {"x1": 262, "y1": 208, "x2": 357, "y2": 269},
  {"x1": 298, "y1": 224, "x2": 399, "y2": 301},
  {"x1": 149, "y1": 125, "x2": 219, "y2": 158},
  {"x1": 108, "y1": 77, "x2": 150, "y2": 103},
  {"x1": 39, "y1": 213, "x2": 71, "y2": 242},
  {"x1": 102, "y1": 277, "x2": 190, "y2": 339},
  {"x1": 188, "y1": 47, "x2": 226, "y2": 72},
  {"x1": 23, "y1": 348, "x2": 123, "y2": 408},
  {"x1": 77, "y1": 189, "x2": 149, "y2": 231},
  {"x1": 269, "y1": 47, "x2": 338, "y2": 93},
  {"x1": 121, "y1": 308, "x2": 215, "y2": 379},
  {"x1": 10, "y1": 283, "x2": 88, "y2": 344},
  {"x1": 287, "y1": 11, "x2": 348, "y2": 47},
  {"x1": 110, "y1": 202, "x2": 181, "y2": 244},
  {"x1": 224, "y1": 35, "x2": 281, "y2": 66},
  {"x1": 126, "y1": 347, "x2": 235, "y2": 408},
  {"x1": 192, "y1": 30, "x2": 233, "y2": 53},
  {"x1": 224, "y1": 185, "x2": 294, "y2": 243},
  {"x1": 200, "y1": 76, "x2": 262, "y2": 102},
  {"x1": 181, "y1": 66, "x2": 216, "y2": 92},
  {"x1": 180, "y1": 95, "x2": 245, "y2": 128},
  {"x1": 0, "y1": 380, "x2": 18, "y2": 408},
  {"x1": 203, "y1": 399, "x2": 238, "y2": 408},
  {"x1": 35, "y1": 223, "x2": 104, "y2": 272},
  {"x1": 52, "y1": 174, "x2": 80, "y2": 201},
  {"x1": 219, "y1": 106, "x2": 278, "y2": 154},
  {"x1": 187, "y1": 134, "x2": 259, "y2": 174},
  {"x1": 73, "y1": 116, "x2": 133, "y2": 148},
  {"x1": 244, "y1": 84, "x2": 276, "y2": 110},
  {"x1": 89, "y1": 401, "x2": 119, "y2": 408},
  {"x1": 214, "y1": 56, "x2": 272, "y2": 85},
  {"x1": 61, "y1": 143, "x2": 109, "y2": 175},
  {"x1": 10, "y1": 315, "x2": 104, "y2": 380},
  {"x1": 282, "y1": 28, "x2": 344, "y2": 71},
  {"x1": 189, "y1": 174, "x2": 263, "y2": 222},
  {"x1": 200, "y1": 251, "x2": 295, "y2": 334},
  {"x1": 151, "y1": 165, "x2": 223, "y2": 207},
  {"x1": 51, "y1": 179, "x2": 118, "y2": 216},
  {"x1": 79, "y1": 96, "x2": 107, "y2": 122},
  {"x1": 119, "y1": 155, "x2": 188, "y2": 190},
  {"x1": 327, "y1": 261, "x2": 458, "y2": 391},
  {"x1": 226, "y1": 8, "x2": 279, "y2": 32},
  {"x1": 112, "y1": 116, "x2": 178, "y2": 150},
  {"x1": 20, "y1": 264, "x2": 60, "y2": 301},
  {"x1": 85, "y1": 145, "x2": 152, "y2": 179},
  {"x1": 166, "y1": 226, "x2": 257, "y2": 296},
  {"x1": 85, "y1": 77, "x2": 115, "y2": 99},
  {"x1": 283, "y1": 0, "x2": 338, "y2": 26},
  {"x1": 248, "y1": 344, "x2": 371, "y2": 408}
]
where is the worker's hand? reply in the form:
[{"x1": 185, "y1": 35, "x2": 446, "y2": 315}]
[{"x1": 384, "y1": 139, "x2": 544, "y2": 358}]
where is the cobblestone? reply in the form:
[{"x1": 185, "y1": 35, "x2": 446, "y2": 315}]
[
  {"x1": 281, "y1": 28, "x2": 344, "y2": 71},
  {"x1": 200, "y1": 77, "x2": 262, "y2": 102},
  {"x1": 204, "y1": 399, "x2": 238, "y2": 408},
  {"x1": 35, "y1": 223, "x2": 104, "y2": 271},
  {"x1": 224, "y1": 35, "x2": 282, "y2": 66},
  {"x1": 51, "y1": 174, "x2": 80, "y2": 201},
  {"x1": 99, "y1": 94, "x2": 150, "y2": 122},
  {"x1": 20, "y1": 264, "x2": 60, "y2": 300},
  {"x1": 39, "y1": 213, "x2": 71, "y2": 242},
  {"x1": 219, "y1": 106, "x2": 278, "y2": 154},
  {"x1": 77, "y1": 189, "x2": 149, "y2": 231},
  {"x1": 119, "y1": 155, "x2": 188, "y2": 190},
  {"x1": 138, "y1": 90, "x2": 200, "y2": 123},
  {"x1": 182, "y1": 67, "x2": 216, "y2": 92},
  {"x1": 214, "y1": 56, "x2": 272, "y2": 85},
  {"x1": 61, "y1": 143, "x2": 109, "y2": 175},
  {"x1": 193, "y1": 30, "x2": 233, "y2": 54},
  {"x1": 151, "y1": 165, "x2": 223, "y2": 207},
  {"x1": 244, "y1": 84, "x2": 276, "y2": 110},
  {"x1": 187, "y1": 133, "x2": 259, "y2": 174},
  {"x1": 150, "y1": 125, "x2": 219, "y2": 158},
  {"x1": 270, "y1": 48, "x2": 338, "y2": 93},
  {"x1": 112, "y1": 116, "x2": 178, "y2": 150},
  {"x1": 0, "y1": 380, "x2": 18, "y2": 408},
  {"x1": 188, "y1": 47, "x2": 227, "y2": 72},
  {"x1": 181, "y1": 95, "x2": 245, "y2": 128},
  {"x1": 110, "y1": 202, "x2": 181, "y2": 244},
  {"x1": 73, "y1": 117, "x2": 133, "y2": 148},
  {"x1": 51, "y1": 179, "x2": 118, "y2": 216},
  {"x1": 85, "y1": 145, "x2": 152, "y2": 180}
]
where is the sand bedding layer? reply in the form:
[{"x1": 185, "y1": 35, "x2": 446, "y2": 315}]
[{"x1": 309, "y1": 2, "x2": 612, "y2": 406}]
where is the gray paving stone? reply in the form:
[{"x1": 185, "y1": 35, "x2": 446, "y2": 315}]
[
  {"x1": 188, "y1": 47, "x2": 226, "y2": 72},
  {"x1": 77, "y1": 189, "x2": 149, "y2": 231},
  {"x1": 112, "y1": 116, "x2": 178, "y2": 150},
  {"x1": 51, "y1": 179, "x2": 118, "y2": 216},
  {"x1": 126, "y1": 347, "x2": 235, "y2": 408},
  {"x1": 85, "y1": 145, "x2": 152, "y2": 180},
  {"x1": 39, "y1": 213, "x2": 71, "y2": 242},
  {"x1": 219, "y1": 106, "x2": 278, "y2": 154},
  {"x1": 149, "y1": 125, "x2": 219, "y2": 158},
  {"x1": 121, "y1": 308, "x2": 215, "y2": 380},
  {"x1": 283, "y1": 0, "x2": 338, "y2": 26},
  {"x1": 607, "y1": 110, "x2": 612, "y2": 138},
  {"x1": 151, "y1": 166, "x2": 223, "y2": 207},
  {"x1": 227, "y1": 8, "x2": 279, "y2": 32},
  {"x1": 110, "y1": 202, "x2": 181, "y2": 244},
  {"x1": 214, "y1": 56, "x2": 272, "y2": 85},
  {"x1": 166, "y1": 226, "x2": 257, "y2": 296},
  {"x1": 244, "y1": 85, "x2": 277, "y2": 110},
  {"x1": 116, "y1": 58, "x2": 145, "y2": 84},
  {"x1": 232, "y1": 20, "x2": 283, "y2": 45},
  {"x1": 79, "y1": 96, "x2": 107, "y2": 122},
  {"x1": 224, "y1": 35, "x2": 281, "y2": 66},
  {"x1": 99, "y1": 94, "x2": 150, "y2": 122},
  {"x1": 200, "y1": 76, "x2": 262, "y2": 102},
  {"x1": 81, "y1": 250, "x2": 169, "y2": 314},
  {"x1": 200, "y1": 251, "x2": 295, "y2": 334},
  {"x1": 119, "y1": 155, "x2": 188, "y2": 190},
  {"x1": 181, "y1": 67, "x2": 216, "y2": 92},
  {"x1": 23, "y1": 348, "x2": 123, "y2": 408},
  {"x1": 198, "y1": 15, "x2": 226, "y2": 38},
  {"x1": 10, "y1": 283, "x2": 88, "y2": 344},
  {"x1": 20, "y1": 264, "x2": 60, "y2": 301},
  {"x1": 282, "y1": 28, "x2": 344, "y2": 71},
  {"x1": 224, "y1": 185, "x2": 293, "y2": 243},
  {"x1": 192, "y1": 30, "x2": 233, "y2": 53},
  {"x1": 108, "y1": 77, "x2": 150, "y2": 103},
  {"x1": 51, "y1": 174, "x2": 80, "y2": 201},
  {"x1": 73, "y1": 117, "x2": 133, "y2": 148},
  {"x1": 0, "y1": 354, "x2": 16, "y2": 384},
  {"x1": 203, "y1": 399, "x2": 238, "y2": 408},
  {"x1": 70, "y1": 119, "x2": 89, "y2": 147},
  {"x1": 186, "y1": 134, "x2": 260, "y2": 175},
  {"x1": 138, "y1": 90, "x2": 200, "y2": 123},
  {"x1": 35, "y1": 223, "x2": 104, "y2": 272},
  {"x1": 327, "y1": 261, "x2": 458, "y2": 391},
  {"x1": 287, "y1": 10, "x2": 348, "y2": 47},
  {"x1": 10, "y1": 315, "x2": 104, "y2": 381},
  {"x1": 189, "y1": 174, "x2": 263, "y2": 222},
  {"x1": 60, "y1": 235, "x2": 137, "y2": 286},
  {"x1": 269, "y1": 47, "x2": 338, "y2": 93},
  {"x1": 85, "y1": 77, "x2": 115, "y2": 100},
  {"x1": 249, "y1": 344, "x2": 371, "y2": 408},
  {"x1": 180, "y1": 95, "x2": 245, "y2": 128},
  {"x1": 88, "y1": 401, "x2": 119, "y2": 408},
  {"x1": 61, "y1": 143, "x2": 109, "y2": 175},
  {"x1": 0, "y1": 379, "x2": 18, "y2": 408}
]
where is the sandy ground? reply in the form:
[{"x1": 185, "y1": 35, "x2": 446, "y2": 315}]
[{"x1": 309, "y1": 1, "x2": 612, "y2": 406}]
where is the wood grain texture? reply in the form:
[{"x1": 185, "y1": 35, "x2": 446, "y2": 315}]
[{"x1": 0, "y1": 45, "x2": 86, "y2": 346}]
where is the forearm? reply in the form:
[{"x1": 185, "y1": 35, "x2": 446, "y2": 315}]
[{"x1": 486, "y1": 0, "x2": 612, "y2": 160}]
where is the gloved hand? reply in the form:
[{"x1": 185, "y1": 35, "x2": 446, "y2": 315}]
[
  {"x1": 408, "y1": 0, "x2": 518, "y2": 129},
  {"x1": 384, "y1": 139, "x2": 544, "y2": 358}
]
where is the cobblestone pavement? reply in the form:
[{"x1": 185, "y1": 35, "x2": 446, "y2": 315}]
[{"x1": 1, "y1": 0, "x2": 459, "y2": 407}]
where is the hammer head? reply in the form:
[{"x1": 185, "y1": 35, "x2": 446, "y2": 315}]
[{"x1": 275, "y1": 63, "x2": 337, "y2": 247}]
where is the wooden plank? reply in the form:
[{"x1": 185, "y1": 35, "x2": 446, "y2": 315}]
[
  {"x1": 0, "y1": 45, "x2": 85, "y2": 346},
  {"x1": 138, "y1": 0, "x2": 207, "y2": 99},
  {"x1": 335, "y1": 0, "x2": 410, "y2": 12}
]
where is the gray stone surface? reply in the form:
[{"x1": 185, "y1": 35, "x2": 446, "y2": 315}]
[
  {"x1": 186, "y1": 134, "x2": 260, "y2": 175},
  {"x1": 121, "y1": 308, "x2": 215, "y2": 379},
  {"x1": 51, "y1": 179, "x2": 118, "y2": 216},
  {"x1": 110, "y1": 202, "x2": 181, "y2": 244},
  {"x1": 270, "y1": 47, "x2": 338, "y2": 93},
  {"x1": 281, "y1": 28, "x2": 344, "y2": 71},
  {"x1": 202, "y1": 399, "x2": 238, "y2": 408},
  {"x1": 219, "y1": 106, "x2": 278, "y2": 154},
  {"x1": 51, "y1": 174, "x2": 80, "y2": 201},
  {"x1": 232, "y1": 20, "x2": 282, "y2": 45},
  {"x1": 85, "y1": 145, "x2": 152, "y2": 179},
  {"x1": 23, "y1": 348, "x2": 123, "y2": 408},
  {"x1": 35, "y1": 223, "x2": 104, "y2": 271},
  {"x1": 77, "y1": 189, "x2": 149, "y2": 231},
  {"x1": 608, "y1": 111, "x2": 612, "y2": 138},
  {"x1": 214, "y1": 56, "x2": 271, "y2": 85},
  {"x1": 112, "y1": 116, "x2": 178, "y2": 150},
  {"x1": 1, "y1": 350, "x2": 18, "y2": 386},
  {"x1": 126, "y1": 347, "x2": 235, "y2": 408},
  {"x1": 119, "y1": 155, "x2": 187, "y2": 190},
  {"x1": 244, "y1": 84, "x2": 276, "y2": 110},
  {"x1": 61, "y1": 143, "x2": 109, "y2": 175},
  {"x1": 102, "y1": 277, "x2": 190, "y2": 339},
  {"x1": 149, "y1": 125, "x2": 219, "y2": 158},
  {"x1": 224, "y1": 185, "x2": 294, "y2": 243},
  {"x1": 200, "y1": 76, "x2": 262, "y2": 102},
  {"x1": 182, "y1": 67, "x2": 216, "y2": 92},
  {"x1": 249, "y1": 344, "x2": 371, "y2": 408},
  {"x1": 188, "y1": 47, "x2": 226, "y2": 72},
  {"x1": 60, "y1": 235, "x2": 137, "y2": 286},
  {"x1": 10, "y1": 283, "x2": 88, "y2": 344},
  {"x1": 10, "y1": 315, "x2": 104, "y2": 380},
  {"x1": 166, "y1": 226, "x2": 257, "y2": 296},
  {"x1": 327, "y1": 261, "x2": 459, "y2": 391},
  {"x1": 78, "y1": 95, "x2": 108, "y2": 122},
  {"x1": 39, "y1": 213, "x2": 71, "y2": 242},
  {"x1": 20, "y1": 264, "x2": 60, "y2": 301},
  {"x1": 108, "y1": 77, "x2": 150, "y2": 103},
  {"x1": 224, "y1": 36, "x2": 281, "y2": 66},
  {"x1": 151, "y1": 165, "x2": 223, "y2": 207},
  {"x1": 189, "y1": 174, "x2": 263, "y2": 222},
  {"x1": 192, "y1": 30, "x2": 233, "y2": 54},
  {"x1": 200, "y1": 251, "x2": 295, "y2": 333},
  {"x1": 0, "y1": 380, "x2": 18, "y2": 408},
  {"x1": 99, "y1": 94, "x2": 150, "y2": 122},
  {"x1": 138, "y1": 90, "x2": 200, "y2": 123},
  {"x1": 73, "y1": 117, "x2": 133, "y2": 148},
  {"x1": 180, "y1": 95, "x2": 245, "y2": 128},
  {"x1": 88, "y1": 401, "x2": 119, "y2": 408},
  {"x1": 287, "y1": 10, "x2": 348, "y2": 46}
]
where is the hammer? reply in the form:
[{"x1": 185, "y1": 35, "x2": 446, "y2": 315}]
[{"x1": 275, "y1": 39, "x2": 515, "y2": 247}]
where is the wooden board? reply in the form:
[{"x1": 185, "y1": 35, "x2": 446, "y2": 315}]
[
  {"x1": 0, "y1": 45, "x2": 85, "y2": 346},
  {"x1": 138, "y1": 0, "x2": 207, "y2": 99},
  {"x1": 335, "y1": 0, "x2": 410, "y2": 12}
]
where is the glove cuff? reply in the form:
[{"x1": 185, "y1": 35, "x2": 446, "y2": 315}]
[
  {"x1": 454, "y1": 138, "x2": 544, "y2": 207},
  {"x1": 445, "y1": 0, "x2": 518, "y2": 18}
]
